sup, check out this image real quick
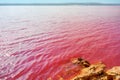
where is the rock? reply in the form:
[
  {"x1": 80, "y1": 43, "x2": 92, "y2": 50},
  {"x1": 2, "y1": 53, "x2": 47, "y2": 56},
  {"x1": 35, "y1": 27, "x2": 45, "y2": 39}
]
[
  {"x1": 106, "y1": 66, "x2": 120, "y2": 80},
  {"x1": 71, "y1": 58, "x2": 90, "y2": 67},
  {"x1": 71, "y1": 58, "x2": 120, "y2": 80},
  {"x1": 71, "y1": 62, "x2": 106, "y2": 80},
  {"x1": 48, "y1": 58, "x2": 120, "y2": 80}
]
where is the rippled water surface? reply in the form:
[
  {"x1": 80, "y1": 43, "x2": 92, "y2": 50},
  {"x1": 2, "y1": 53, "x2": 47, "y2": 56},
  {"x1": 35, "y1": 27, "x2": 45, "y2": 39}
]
[{"x1": 0, "y1": 6, "x2": 120, "y2": 80}]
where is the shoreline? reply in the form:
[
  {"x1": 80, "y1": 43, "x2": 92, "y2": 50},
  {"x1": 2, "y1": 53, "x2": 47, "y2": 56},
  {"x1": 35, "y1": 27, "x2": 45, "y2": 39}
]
[{"x1": 0, "y1": 4, "x2": 120, "y2": 6}]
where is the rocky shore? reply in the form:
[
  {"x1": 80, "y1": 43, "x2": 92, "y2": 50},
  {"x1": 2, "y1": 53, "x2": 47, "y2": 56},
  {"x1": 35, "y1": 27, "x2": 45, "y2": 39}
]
[{"x1": 71, "y1": 58, "x2": 120, "y2": 80}]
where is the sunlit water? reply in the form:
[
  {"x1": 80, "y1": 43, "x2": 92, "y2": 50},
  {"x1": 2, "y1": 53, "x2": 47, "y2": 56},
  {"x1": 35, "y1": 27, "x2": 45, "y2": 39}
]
[{"x1": 0, "y1": 6, "x2": 120, "y2": 80}]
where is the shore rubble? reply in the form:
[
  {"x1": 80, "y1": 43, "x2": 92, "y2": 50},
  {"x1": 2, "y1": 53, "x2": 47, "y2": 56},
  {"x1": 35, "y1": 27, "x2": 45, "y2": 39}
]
[{"x1": 71, "y1": 58, "x2": 120, "y2": 80}]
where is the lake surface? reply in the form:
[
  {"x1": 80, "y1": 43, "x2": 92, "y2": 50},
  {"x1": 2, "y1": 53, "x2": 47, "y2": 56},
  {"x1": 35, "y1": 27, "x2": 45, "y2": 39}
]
[{"x1": 0, "y1": 6, "x2": 120, "y2": 80}]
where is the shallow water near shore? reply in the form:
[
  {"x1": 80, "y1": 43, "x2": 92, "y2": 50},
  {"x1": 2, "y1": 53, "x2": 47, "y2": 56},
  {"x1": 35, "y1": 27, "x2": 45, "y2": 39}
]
[{"x1": 0, "y1": 6, "x2": 120, "y2": 80}]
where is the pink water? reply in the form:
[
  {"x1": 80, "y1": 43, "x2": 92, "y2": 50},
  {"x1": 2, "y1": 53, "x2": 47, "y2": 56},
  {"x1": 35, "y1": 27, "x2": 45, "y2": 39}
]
[{"x1": 0, "y1": 6, "x2": 120, "y2": 80}]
